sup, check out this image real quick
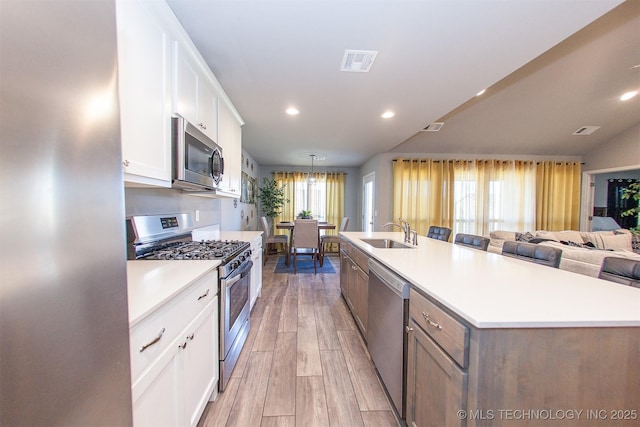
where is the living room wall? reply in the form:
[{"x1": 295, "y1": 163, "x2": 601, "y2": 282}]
[{"x1": 582, "y1": 123, "x2": 640, "y2": 173}]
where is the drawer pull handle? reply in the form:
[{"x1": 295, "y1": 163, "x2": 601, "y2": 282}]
[
  {"x1": 405, "y1": 325, "x2": 414, "y2": 333},
  {"x1": 187, "y1": 333, "x2": 194, "y2": 341},
  {"x1": 140, "y1": 327, "x2": 165, "y2": 352},
  {"x1": 178, "y1": 341, "x2": 187, "y2": 350},
  {"x1": 197, "y1": 289, "x2": 210, "y2": 301},
  {"x1": 422, "y1": 312, "x2": 442, "y2": 330}
]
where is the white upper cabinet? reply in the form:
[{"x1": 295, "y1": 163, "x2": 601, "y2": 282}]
[
  {"x1": 117, "y1": 0, "x2": 242, "y2": 195},
  {"x1": 174, "y1": 43, "x2": 218, "y2": 142},
  {"x1": 116, "y1": 0, "x2": 173, "y2": 187},
  {"x1": 217, "y1": 100, "x2": 242, "y2": 197}
]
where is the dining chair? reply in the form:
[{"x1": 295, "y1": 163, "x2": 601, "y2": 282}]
[
  {"x1": 454, "y1": 233, "x2": 490, "y2": 251},
  {"x1": 261, "y1": 216, "x2": 289, "y2": 266},
  {"x1": 292, "y1": 219, "x2": 319, "y2": 274},
  {"x1": 598, "y1": 257, "x2": 640, "y2": 288},
  {"x1": 501, "y1": 241, "x2": 562, "y2": 268},
  {"x1": 427, "y1": 226, "x2": 452, "y2": 242},
  {"x1": 319, "y1": 217, "x2": 349, "y2": 267}
]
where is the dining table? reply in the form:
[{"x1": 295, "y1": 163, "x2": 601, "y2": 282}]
[{"x1": 276, "y1": 221, "x2": 336, "y2": 260}]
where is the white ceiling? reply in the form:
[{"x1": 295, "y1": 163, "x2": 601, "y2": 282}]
[{"x1": 166, "y1": 0, "x2": 639, "y2": 168}]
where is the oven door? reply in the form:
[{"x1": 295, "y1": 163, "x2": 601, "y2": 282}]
[{"x1": 220, "y1": 259, "x2": 252, "y2": 358}]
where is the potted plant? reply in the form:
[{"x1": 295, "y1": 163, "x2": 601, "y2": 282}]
[
  {"x1": 257, "y1": 177, "x2": 288, "y2": 233},
  {"x1": 621, "y1": 180, "x2": 640, "y2": 236},
  {"x1": 298, "y1": 209, "x2": 312, "y2": 219}
]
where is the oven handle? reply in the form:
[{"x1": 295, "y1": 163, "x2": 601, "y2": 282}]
[{"x1": 222, "y1": 260, "x2": 253, "y2": 287}]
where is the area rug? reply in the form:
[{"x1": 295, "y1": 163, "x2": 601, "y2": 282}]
[{"x1": 274, "y1": 256, "x2": 336, "y2": 274}]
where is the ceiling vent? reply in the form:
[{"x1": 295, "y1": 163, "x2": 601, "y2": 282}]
[
  {"x1": 572, "y1": 126, "x2": 600, "y2": 136},
  {"x1": 421, "y1": 122, "x2": 445, "y2": 132},
  {"x1": 340, "y1": 50, "x2": 378, "y2": 72}
]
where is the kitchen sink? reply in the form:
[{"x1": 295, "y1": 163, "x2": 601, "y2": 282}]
[{"x1": 361, "y1": 238, "x2": 413, "y2": 249}]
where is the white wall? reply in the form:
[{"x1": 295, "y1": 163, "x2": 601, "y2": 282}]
[
  {"x1": 125, "y1": 187, "x2": 221, "y2": 227},
  {"x1": 582, "y1": 124, "x2": 640, "y2": 172},
  {"x1": 220, "y1": 149, "x2": 260, "y2": 231}
]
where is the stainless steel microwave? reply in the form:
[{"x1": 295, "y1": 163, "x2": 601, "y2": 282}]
[{"x1": 171, "y1": 115, "x2": 224, "y2": 191}]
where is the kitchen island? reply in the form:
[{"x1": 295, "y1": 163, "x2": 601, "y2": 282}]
[{"x1": 340, "y1": 231, "x2": 640, "y2": 427}]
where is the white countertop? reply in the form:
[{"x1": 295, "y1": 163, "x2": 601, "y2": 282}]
[
  {"x1": 219, "y1": 231, "x2": 262, "y2": 242},
  {"x1": 127, "y1": 260, "x2": 220, "y2": 327},
  {"x1": 127, "y1": 230, "x2": 261, "y2": 327},
  {"x1": 341, "y1": 232, "x2": 640, "y2": 328}
]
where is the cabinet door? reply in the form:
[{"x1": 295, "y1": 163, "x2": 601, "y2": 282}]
[
  {"x1": 197, "y1": 78, "x2": 218, "y2": 141},
  {"x1": 116, "y1": 0, "x2": 172, "y2": 187},
  {"x1": 217, "y1": 100, "x2": 241, "y2": 196},
  {"x1": 352, "y1": 265, "x2": 368, "y2": 338},
  {"x1": 340, "y1": 252, "x2": 353, "y2": 310},
  {"x1": 182, "y1": 299, "x2": 218, "y2": 427},
  {"x1": 250, "y1": 239, "x2": 263, "y2": 309},
  {"x1": 174, "y1": 43, "x2": 199, "y2": 127},
  {"x1": 132, "y1": 343, "x2": 181, "y2": 427},
  {"x1": 174, "y1": 43, "x2": 218, "y2": 141},
  {"x1": 406, "y1": 320, "x2": 467, "y2": 427}
]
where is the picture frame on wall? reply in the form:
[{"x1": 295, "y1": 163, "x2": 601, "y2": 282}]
[{"x1": 241, "y1": 172, "x2": 256, "y2": 204}]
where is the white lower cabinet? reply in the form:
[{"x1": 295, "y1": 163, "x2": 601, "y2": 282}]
[
  {"x1": 130, "y1": 271, "x2": 218, "y2": 427},
  {"x1": 183, "y1": 302, "x2": 218, "y2": 427},
  {"x1": 132, "y1": 343, "x2": 181, "y2": 427},
  {"x1": 250, "y1": 235, "x2": 263, "y2": 309}
]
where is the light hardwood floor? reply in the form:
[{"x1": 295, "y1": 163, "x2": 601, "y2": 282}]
[{"x1": 198, "y1": 255, "x2": 400, "y2": 427}]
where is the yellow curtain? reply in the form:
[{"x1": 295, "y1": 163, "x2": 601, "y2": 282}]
[
  {"x1": 273, "y1": 171, "x2": 345, "y2": 237},
  {"x1": 272, "y1": 171, "x2": 301, "y2": 236},
  {"x1": 325, "y1": 172, "x2": 345, "y2": 237},
  {"x1": 392, "y1": 159, "x2": 454, "y2": 235},
  {"x1": 452, "y1": 160, "x2": 536, "y2": 236},
  {"x1": 535, "y1": 161, "x2": 581, "y2": 230}
]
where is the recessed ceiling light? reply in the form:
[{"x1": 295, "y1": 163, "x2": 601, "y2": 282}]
[
  {"x1": 286, "y1": 107, "x2": 300, "y2": 115},
  {"x1": 620, "y1": 90, "x2": 638, "y2": 101},
  {"x1": 381, "y1": 111, "x2": 395, "y2": 119},
  {"x1": 476, "y1": 89, "x2": 486, "y2": 96}
]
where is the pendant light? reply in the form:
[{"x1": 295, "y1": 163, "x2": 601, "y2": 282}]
[{"x1": 308, "y1": 154, "x2": 316, "y2": 183}]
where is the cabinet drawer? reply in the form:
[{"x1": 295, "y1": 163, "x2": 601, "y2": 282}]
[
  {"x1": 130, "y1": 271, "x2": 217, "y2": 382},
  {"x1": 345, "y1": 242, "x2": 369, "y2": 274},
  {"x1": 409, "y1": 289, "x2": 468, "y2": 368}
]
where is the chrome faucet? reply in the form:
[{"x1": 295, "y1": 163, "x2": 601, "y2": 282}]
[{"x1": 382, "y1": 218, "x2": 416, "y2": 245}]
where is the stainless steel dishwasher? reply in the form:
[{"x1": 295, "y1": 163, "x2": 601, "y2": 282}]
[{"x1": 367, "y1": 259, "x2": 410, "y2": 420}]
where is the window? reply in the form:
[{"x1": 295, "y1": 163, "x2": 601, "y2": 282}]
[
  {"x1": 452, "y1": 161, "x2": 536, "y2": 236},
  {"x1": 273, "y1": 171, "x2": 345, "y2": 230},
  {"x1": 293, "y1": 180, "x2": 327, "y2": 221}
]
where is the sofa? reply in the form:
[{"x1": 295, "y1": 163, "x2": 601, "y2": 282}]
[{"x1": 488, "y1": 229, "x2": 640, "y2": 277}]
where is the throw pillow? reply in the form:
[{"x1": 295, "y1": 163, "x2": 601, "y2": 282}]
[
  {"x1": 600, "y1": 233, "x2": 632, "y2": 250},
  {"x1": 560, "y1": 240, "x2": 596, "y2": 249},
  {"x1": 529, "y1": 237, "x2": 557, "y2": 244},
  {"x1": 553, "y1": 230, "x2": 585, "y2": 244},
  {"x1": 535, "y1": 230, "x2": 559, "y2": 241},
  {"x1": 490, "y1": 230, "x2": 516, "y2": 241},
  {"x1": 516, "y1": 231, "x2": 535, "y2": 242}
]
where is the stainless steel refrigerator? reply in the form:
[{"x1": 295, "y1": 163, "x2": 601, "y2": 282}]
[{"x1": 0, "y1": 1, "x2": 133, "y2": 425}]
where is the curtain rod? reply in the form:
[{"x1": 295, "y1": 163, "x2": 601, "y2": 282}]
[
  {"x1": 392, "y1": 159, "x2": 585, "y2": 165},
  {"x1": 271, "y1": 171, "x2": 348, "y2": 175}
]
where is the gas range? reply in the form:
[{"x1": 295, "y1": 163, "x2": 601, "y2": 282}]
[
  {"x1": 127, "y1": 213, "x2": 254, "y2": 393},
  {"x1": 127, "y1": 214, "x2": 251, "y2": 278}
]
